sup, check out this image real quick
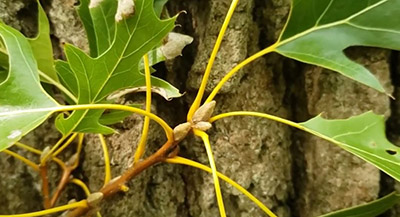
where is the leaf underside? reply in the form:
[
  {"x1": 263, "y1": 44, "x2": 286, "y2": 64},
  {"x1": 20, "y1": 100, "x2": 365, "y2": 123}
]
[
  {"x1": 0, "y1": 23, "x2": 58, "y2": 152},
  {"x1": 276, "y1": 0, "x2": 400, "y2": 93}
]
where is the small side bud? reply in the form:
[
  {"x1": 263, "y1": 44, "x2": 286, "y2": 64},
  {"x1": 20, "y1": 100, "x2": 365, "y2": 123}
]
[
  {"x1": 87, "y1": 192, "x2": 104, "y2": 207},
  {"x1": 115, "y1": 0, "x2": 135, "y2": 22},
  {"x1": 66, "y1": 153, "x2": 79, "y2": 167},
  {"x1": 68, "y1": 199, "x2": 77, "y2": 204},
  {"x1": 109, "y1": 176, "x2": 121, "y2": 185},
  {"x1": 40, "y1": 146, "x2": 51, "y2": 162},
  {"x1": 120, "y1": 185, "x2": 130, "y2": 192},
  {"x1": 173, "y1": 122, "x2": 192, "y2": 142},
  {"x1": 193, "y1": 121, "x2": 212, "y2": 131},
  {"x1": 192, "y1": 101, "x2": 216, "y2": 123}
]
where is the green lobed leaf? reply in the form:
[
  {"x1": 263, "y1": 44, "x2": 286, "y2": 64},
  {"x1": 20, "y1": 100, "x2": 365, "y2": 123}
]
[
  {"x1": 86, "y1": 0, "x2": 117, "y2": 55},
  {"x1": 275, "y1": 0, "x2": 400, "y2": 93},
  {"x1": 154, "y1": 0, "x2": 168, "y2": 17},
  {"x1": 57, "y1": 109, "x2": 114, "y2": 134},
  {"x1": 0, "y1": 23, "x2": 59, "y2": 152},
  {"x1": 56, "y1": 0, "x2": 181, "y2": 135},
  {"x1": 300, "y1": 111, "x2": 400, "y2": 182},
  {"x1": 55, "y1": 60, "x2": 78, "y2": 98},
  {"x1": 318, "y1": 192, "x2": 400, "y2": 217},
  {"x1": 77, "y1": 0, "x2": 98, "y2": 57},
  {"x1": 28, "y1": 0, "x2": 59, "y2": 83}
]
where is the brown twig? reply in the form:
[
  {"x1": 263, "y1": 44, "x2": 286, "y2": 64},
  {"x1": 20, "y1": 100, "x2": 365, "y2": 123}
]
[
  {"x1": 50, "y1": 167, "x2": 72, "y2": 207},
  {"x1": 50, "y1": 152, "x2": 80, "y2": 207},
  {"x1": 67, "y1": 140, "x2": 178, "y2": 217},
  {"x1": 39, "y1": 164, "x2": 51, "y2": 209}
]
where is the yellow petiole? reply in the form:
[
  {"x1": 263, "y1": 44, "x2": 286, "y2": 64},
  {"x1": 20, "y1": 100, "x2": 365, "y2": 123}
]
[
  {"x1": 210, "y1": 111, "x2": 303, "y2": 129},
  {"x1": 0, "y1": 200, "x2": 88, "y2": 217},
  {"x1": 52, "y1": 133, "x2": 79, "y2": 157},
  {"x1": 193, "y1": 129, "x2": 226, "y2": 217},
  {"x1": 3, "y1": 104, "x2": 173, "y2": 141},
  {"x1": 98, "y1": 134, "x2": 112, "y2": 185},
  {"x1": 71, "y1": 133, "x2": 84, "y2": 169},
  {"x1": 166, "y1": 156, "x2": 277, "y2": 217},
  {"x1": 40, "y1": 135, "x2": 69, "y2": 164},
  {"x1": 211, "y1": 111, "x2": 367, "y2": 159},
  {"x1": 71, "y1": 178, "x2": 103, "y2": 217},
  {"x1": 134, "y1": 54, "x2": 152, "y2": 164},
  {"x1": 15, "y1": 142, "x2": 42, "y2": 155},
  {"x1": 187, "y1": 0, "x2": 240, "y2": 121},
  {"x1": 14, "y1": 141, "x2": 67, "y2": 170},
  {"x1": 2, "y1": 149, "x2": 39, "y2": 171},
  {"x1": 205, "y1": 44, "x2": 277, "y2": 103},
  {"x1": 38, "y1": 70, "x2": 78, "y2": 103},
  {"x1": 71, "y1": 178, "x2": 91, "y2": 196},
  {"x1": 52, "y1": 104, "x2": 173, "y2": 142}
]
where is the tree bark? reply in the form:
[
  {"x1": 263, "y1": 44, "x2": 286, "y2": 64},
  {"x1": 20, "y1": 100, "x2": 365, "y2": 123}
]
[{"x1": 0, "y1": 0, "x2": 398, "y2": 216}]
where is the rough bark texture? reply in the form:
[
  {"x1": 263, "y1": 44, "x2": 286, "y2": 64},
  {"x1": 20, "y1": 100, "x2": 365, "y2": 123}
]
[
  {"x1": 0, "y1": 0, "x2": 399, "y2": 217},
  {"x1": 292, "y1": 48, "x2": 393, "y2": 217}
]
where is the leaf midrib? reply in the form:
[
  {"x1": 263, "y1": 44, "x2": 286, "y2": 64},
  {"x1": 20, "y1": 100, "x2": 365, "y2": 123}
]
[
  {"x1": 90, "y1": 1, "x2": 171, "y2": 103},
  {"x1": 276, "y1": 0, "x2": 388, "y2": 48},
  {"x1": 89, "y1": 1, "x2": 145, "y2": 103},
  {"x1": 0, "y1": 25, "x2": 60, "y2": 107}
]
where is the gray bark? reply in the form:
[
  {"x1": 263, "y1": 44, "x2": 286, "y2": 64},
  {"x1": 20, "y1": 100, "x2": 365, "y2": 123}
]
[{"x1": 0, "y1": 0, "x2": 398, "y2": 216}]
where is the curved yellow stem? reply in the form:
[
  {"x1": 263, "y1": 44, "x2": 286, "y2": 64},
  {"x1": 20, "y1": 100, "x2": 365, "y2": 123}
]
[
  {"x1": 52, "y1": 133, "x2": 78, "y2": 157},
  {"x1": 70, "y1": 178, "x2": 91, "y2": 196},
  {"x1": 2, "y1": 150, "x2": 39, "y2": 171},
  {"x1": 38, "y1": 69, "x2": 78, "y2": 103},
  {"x1": 70, "y1": 178, "x2": 103, "y2": 217},
  {"x1": 193, "y1": 129, "x2": 226, "y2": 217},
  {"x1": 53, "y1": 104, "x2": 173, "y2": 142},
  {"x1": 0, "y1": 200, "x2": 88, "y2": 217},
  {"x1": 40, "y1": 135, "x2": 69, "y2": 164},
  {"x1": 72, "y1": 133, "x2": 84, "y2": 169},
  {"x1": 210, "y1": 111, "x2": 303, "y2": 130},
  {"x1": 134, "y1": 54, "x2": 152, "y2": 164},
  {"x1": 15, "y1": 142, "x2": 42, "y2": 155},
  {"x1": 98, "y1": 134, "x2": 112, "y2": 185},
  {"x1": 14, "y1": 141, "x2": 67, "y2": 170},
  {"x1": 5, "y1": 104, "x2": 172, "y2": 140},
  {"x1": 166, "y1": 156, "x2": 277, "y2": 217},
  {"x1": 205, "y1": 45, "x2": 277, "y2": 103},
  {"x1": 53, "y1": 157, "x2": 67, "y2": 170},
  {"x1": 187, "y1": 0, "x2": 240, "y2": 121}
]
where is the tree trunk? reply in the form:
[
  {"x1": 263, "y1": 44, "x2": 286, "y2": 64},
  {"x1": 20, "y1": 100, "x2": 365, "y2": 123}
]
[{"x1": 0, "y1": 0, "x2": 398, "y2": 216}]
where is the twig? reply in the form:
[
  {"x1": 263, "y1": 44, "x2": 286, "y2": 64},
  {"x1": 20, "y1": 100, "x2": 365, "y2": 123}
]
[
  {"x1": 50, "y1": 167, "x2": 72, "y2": 207},
  {"x1": 67, "y1": 140, "x2": 178, "y2": 217},
  {"x1": 39, "y1": 164, "x2": 51, "y2": 209}
]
